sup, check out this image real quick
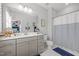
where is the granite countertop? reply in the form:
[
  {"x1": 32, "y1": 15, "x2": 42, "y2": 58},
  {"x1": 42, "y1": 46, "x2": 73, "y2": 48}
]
[{"x1": 0, "y1": 32, "x2": 43, "y2": 41}]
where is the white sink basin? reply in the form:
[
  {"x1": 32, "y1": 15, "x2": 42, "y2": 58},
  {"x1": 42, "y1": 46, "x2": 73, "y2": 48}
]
[
  {"x1": 12, "y1": 33, "x2": 25, "y2": 36},
  {"x1": 11, "y1": 32, "x2": 42, "y2": 37},
  {"x1": 26, "y1": 32, "x2": 37, "y2": 35},
  {"x1": 12, "y1": 32, "x2": 38, "y2": 36}
]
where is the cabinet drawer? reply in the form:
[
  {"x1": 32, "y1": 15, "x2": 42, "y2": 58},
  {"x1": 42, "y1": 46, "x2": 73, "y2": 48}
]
[
  {"x1": 0, "y1": 40, "x2": 15, "y2": 48},
  {"x1": 17, "y1": 38, "x2": 27, "y2": 44},
  {"x1": 17, "y1": 36, "x2": 37, "y2": 44},
  {"x1": 38, "y1": 35, "x2": 44, "y2": 39},
  {"x1": 38, "y1": 40, "x2": 44, "y2": 46},
  {"x1": 38, "y1": 39, "x2": 44, "y2": 43},
  {"x1": 17, "y1": 41, "x2": 28, "y2": 47},
  {"x1": 28, "y1": 36, "x2": 37, "y2": 41}
]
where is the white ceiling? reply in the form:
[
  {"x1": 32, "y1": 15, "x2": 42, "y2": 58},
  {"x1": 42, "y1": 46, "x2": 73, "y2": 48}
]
[
  {"x1": 5, "y1": 3, "x2": 71, "y2": 12},
  {"x1": 37, "y1": 3, "x2": 68, "y2": 12},
  {"x1": 4, "y1": 3, "x2": 48, "y2": 17}
]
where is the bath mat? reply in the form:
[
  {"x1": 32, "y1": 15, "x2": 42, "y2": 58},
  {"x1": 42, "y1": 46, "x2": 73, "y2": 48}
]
[{"x1": 53, "y1": 47, "x2": 74, "y2": 56}]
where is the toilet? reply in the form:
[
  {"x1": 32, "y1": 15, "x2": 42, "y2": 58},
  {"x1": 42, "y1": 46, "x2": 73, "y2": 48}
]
[
  {"x1": 41, "y1": 35, "x2": 61, "y2": 56},
  {"x1": 44, "y1": 35, "x2": 53, "y2": 49},
  {"x1": 40, "y1": 35, "x2": 59, "y2": 56},
  {"x1": 46, "y1": 40, "x2": 53, "y2": 49}
]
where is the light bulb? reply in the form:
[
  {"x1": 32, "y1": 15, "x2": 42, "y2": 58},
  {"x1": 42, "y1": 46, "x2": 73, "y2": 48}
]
[
  {"x1": 65, "y1": 3, "x2": 69, "y2": 5},
  {"x1": 24, "y1": 7, "x2": 28, "y2": 12},
  {"x1": 18, "y1": 5, "x2": 23, "y2": 10},
  {"x1": 28, "y1": 8, "x2": 32, "y2": 13}
]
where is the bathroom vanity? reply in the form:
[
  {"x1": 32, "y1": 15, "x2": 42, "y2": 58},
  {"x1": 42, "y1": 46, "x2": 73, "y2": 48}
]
[{"x1": 0, "y1": 32, "x2": 45, "y2": 56}]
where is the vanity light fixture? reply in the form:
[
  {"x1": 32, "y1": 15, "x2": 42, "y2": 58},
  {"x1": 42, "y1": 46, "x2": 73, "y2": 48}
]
[
  {"x1": 24, "y1": 7, "x2": 28, "y2": 12},
  {"x1": 18, "y1": 4, "x2": 33, "y2": 13},
  {"x1": 65, "y1": 3, "x2": 69, "y2": 5},
  {"x1": 18, "y1": 5, "x2": 23, "y2": 11},
  {"x1": 28, "y1": 8, "x2": 32, "y2": 13}
]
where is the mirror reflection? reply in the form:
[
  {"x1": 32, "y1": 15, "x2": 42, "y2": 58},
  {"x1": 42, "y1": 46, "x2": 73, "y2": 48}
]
[{"x1": 0, "y1": 3, "x2": 48, "y2": 37}]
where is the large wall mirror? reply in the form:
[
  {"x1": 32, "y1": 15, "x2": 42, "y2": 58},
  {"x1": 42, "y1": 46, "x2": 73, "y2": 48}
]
[
  {"x1": 1, "y1": 3, "x2": 48, "y2": 35},
  {"x1": 2, "y1": 3, "x2": 38, "y2": 33}
]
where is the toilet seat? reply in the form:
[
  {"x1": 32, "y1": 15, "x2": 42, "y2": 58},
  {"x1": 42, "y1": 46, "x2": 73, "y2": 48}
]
[{"x1": 46, "y1": 40, "x2": 53, "y2": 49}]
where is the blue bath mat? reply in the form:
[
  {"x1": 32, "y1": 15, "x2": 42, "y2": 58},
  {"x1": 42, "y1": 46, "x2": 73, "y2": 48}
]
[{"x1": 53, "y1": 47, "x2": 74, "y2": 56}]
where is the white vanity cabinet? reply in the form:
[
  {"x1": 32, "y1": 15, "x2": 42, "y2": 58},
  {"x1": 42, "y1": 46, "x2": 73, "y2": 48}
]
[
  {"x1": 37, "y1": 35, "x2": 45, "y2": 54},
  {"x1": 17, "y1": 38, "x2": 29, "y2": 56},
  {"x1": 28, "y1": 36, "x2": 38, "y2": 56},
  {"x1": 17, "y1": 36, "x2": 38, "y2": 56},
  {"x1": 0, "y1": 40, "x2": 16, "y2": 56},
  {"x1": 16, "y1": 35, "x2": 44, "y2": 56},
  {"x1": 0, "y1": 34, "x2": 44, "y2": 56}
]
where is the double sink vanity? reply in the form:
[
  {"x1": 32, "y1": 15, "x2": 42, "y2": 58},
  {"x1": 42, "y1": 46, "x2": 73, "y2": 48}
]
[{"x1": 0, "y1": 32, "x2": 45, "y2": 56}]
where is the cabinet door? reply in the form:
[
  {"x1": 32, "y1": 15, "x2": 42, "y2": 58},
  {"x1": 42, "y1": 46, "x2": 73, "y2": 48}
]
[
  {"x1": 28, "y1": 37, "x2": 37, "y2": 56},
  {"x1": 37, "y1": 35, "x2": 45, "y2": 54},
  {"x1": 0, "y1": 45, "x2": 15, "y2": 56},
  {"x1": 0, "y1": 40, "x2": 16, "y2": 56},
  {"x1": 17, "y1": 38, "x2": 28, "y2": 56}
]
